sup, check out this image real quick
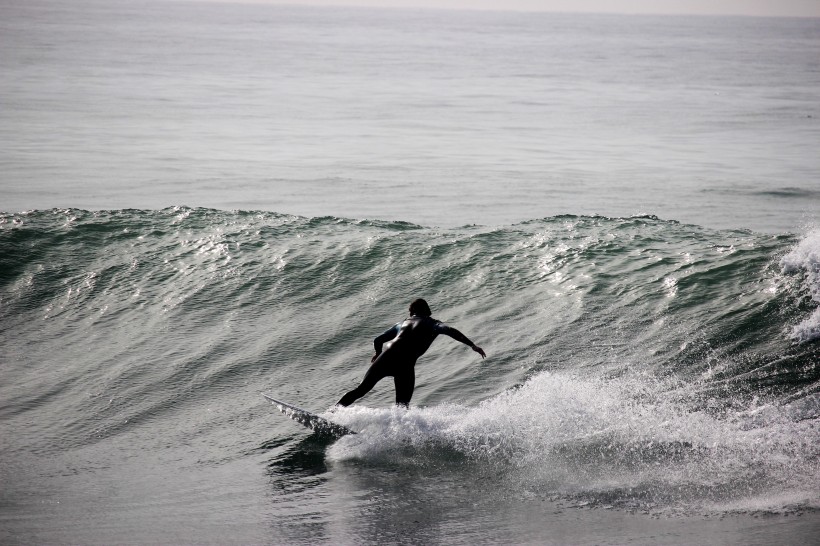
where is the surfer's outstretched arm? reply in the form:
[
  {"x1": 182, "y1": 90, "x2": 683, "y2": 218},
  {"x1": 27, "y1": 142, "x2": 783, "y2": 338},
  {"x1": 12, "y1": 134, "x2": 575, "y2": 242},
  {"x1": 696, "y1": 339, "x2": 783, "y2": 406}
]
[{"x1": 437, "y1": 324, "x2": 486, "y2": 359}]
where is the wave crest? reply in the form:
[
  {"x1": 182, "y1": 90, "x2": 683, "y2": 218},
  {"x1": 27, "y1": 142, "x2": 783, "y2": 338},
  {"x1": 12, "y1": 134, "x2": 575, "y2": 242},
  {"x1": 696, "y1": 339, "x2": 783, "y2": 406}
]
[{"x1": 781, "y1": 229, "x2": 820, "y2": 342}]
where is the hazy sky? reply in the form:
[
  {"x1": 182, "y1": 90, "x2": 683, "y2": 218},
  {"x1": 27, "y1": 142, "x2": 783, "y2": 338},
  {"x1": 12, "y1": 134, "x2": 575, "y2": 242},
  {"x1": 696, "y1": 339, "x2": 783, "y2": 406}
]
[{"x1": 211, "y1": 0, "x2": 820, "y2": 17}]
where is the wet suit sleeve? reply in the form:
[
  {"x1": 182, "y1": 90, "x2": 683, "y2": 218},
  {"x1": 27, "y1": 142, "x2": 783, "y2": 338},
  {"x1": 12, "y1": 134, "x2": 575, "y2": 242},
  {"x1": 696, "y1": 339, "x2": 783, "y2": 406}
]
[
  {"x1": 374, "y1": 323, "x2": 401, "y2": 354},
  {"x1": 434, "y1": 322, "x2": 476, "y2": 348}
]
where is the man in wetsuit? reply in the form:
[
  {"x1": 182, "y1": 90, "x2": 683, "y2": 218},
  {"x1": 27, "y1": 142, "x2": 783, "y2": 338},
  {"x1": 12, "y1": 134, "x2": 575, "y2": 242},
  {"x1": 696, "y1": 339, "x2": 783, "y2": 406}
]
[{"x1": 337, "y1": 298, "x2": 486, "y2": 408}]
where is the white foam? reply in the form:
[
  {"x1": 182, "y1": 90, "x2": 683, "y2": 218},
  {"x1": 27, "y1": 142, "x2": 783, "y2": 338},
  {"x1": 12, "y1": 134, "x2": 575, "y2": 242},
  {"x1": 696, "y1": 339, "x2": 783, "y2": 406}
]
[
  {"x1": 781, "y1": 229, "x2": 820, "y2": 342},
  {"x1": 325, "y1": 371, "x2": 820, "y2": 514}
]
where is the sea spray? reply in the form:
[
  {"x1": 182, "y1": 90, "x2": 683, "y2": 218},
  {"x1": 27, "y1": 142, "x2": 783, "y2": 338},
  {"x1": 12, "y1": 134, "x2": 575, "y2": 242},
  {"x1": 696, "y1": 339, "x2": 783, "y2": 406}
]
[
  {"x1": 326, "y1": 371, "x2": 820, "y2": 514},
  {"x1": 781, "y1": 229, "x2": 820, "y2": 342}
]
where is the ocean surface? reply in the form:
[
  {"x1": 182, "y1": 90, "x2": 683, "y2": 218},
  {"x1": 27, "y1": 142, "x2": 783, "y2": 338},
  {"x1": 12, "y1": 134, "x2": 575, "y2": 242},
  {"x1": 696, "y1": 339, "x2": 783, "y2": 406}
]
[{"x1": 1, "y1": 1, "x2": 820, "y2": 544}]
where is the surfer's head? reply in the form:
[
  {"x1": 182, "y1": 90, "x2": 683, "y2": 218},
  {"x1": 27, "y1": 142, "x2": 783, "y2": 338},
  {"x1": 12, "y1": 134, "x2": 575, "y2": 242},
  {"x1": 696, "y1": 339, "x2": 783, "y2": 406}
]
[{"x1": 409, "y1": 298, "x2": 432, "y2": 317}]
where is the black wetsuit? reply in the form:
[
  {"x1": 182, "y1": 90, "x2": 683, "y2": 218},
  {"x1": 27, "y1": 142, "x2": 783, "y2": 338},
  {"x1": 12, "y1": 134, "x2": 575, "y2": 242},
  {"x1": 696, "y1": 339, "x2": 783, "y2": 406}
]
[{"x1": 337, "y1": 315, "x2": 477, "y2": 407}]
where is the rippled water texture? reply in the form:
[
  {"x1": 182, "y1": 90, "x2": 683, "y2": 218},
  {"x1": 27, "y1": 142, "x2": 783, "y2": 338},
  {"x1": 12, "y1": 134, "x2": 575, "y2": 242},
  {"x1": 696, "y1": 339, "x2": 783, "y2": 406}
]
[{"x1": 1, "y1": 0, "x2": 818, "y2": 231}]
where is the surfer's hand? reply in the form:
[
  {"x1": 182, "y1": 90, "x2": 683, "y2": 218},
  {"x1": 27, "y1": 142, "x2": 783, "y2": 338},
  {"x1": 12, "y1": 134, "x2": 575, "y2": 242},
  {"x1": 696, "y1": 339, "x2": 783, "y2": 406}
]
[
  {"x1": 472, "y1": 345, "x2": 486, "y2": 359},
  {"x1": 371, "y1": 352, "x2": 380, "y2": 363}
]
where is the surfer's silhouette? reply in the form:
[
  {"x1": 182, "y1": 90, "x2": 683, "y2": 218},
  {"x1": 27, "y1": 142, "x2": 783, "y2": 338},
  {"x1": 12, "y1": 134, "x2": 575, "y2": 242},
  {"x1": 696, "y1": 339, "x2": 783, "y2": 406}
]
[{"x1": 337, "y1": 298, "x2": 486, "y2": 408}]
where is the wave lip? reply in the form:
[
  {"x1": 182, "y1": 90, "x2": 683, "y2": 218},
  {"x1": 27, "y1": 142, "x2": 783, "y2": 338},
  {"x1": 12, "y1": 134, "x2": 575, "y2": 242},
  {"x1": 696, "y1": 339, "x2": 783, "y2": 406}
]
[{"x1": 781, "y1": 229, "x2": 820, "y2": 342}]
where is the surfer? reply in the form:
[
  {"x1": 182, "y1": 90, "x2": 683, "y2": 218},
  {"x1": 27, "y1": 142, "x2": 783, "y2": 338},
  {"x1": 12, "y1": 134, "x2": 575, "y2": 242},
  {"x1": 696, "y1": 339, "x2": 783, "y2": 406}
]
[{"x1": 336, "y1": 298, "x2": 486, "y2": 408}]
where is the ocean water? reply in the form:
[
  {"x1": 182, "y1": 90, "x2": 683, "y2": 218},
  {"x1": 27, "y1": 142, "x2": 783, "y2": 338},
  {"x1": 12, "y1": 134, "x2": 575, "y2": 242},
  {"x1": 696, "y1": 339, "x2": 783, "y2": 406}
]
[
  {"x1": 1, "y1": 1, "x2": 820, "y2": 545},
  {"x1": 2, "y1": 0, "x2": 819, "y2": 231}
]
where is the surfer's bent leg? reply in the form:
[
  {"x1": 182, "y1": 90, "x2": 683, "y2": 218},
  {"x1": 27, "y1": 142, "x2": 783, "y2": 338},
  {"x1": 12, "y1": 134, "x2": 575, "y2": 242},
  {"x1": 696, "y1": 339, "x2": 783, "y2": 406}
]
[
  {"x1": 337, "y1": 357, "x2": 391, "y2": 407},
  {"x1": 393, "y1": 367, "x2": 415, "y2": 408}
]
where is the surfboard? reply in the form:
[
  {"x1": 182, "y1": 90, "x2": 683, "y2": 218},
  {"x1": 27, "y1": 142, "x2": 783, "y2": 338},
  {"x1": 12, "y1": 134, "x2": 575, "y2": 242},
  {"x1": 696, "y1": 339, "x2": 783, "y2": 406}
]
[{"x1": 262, "y1": 394, "x2": 356, "y2": 438}]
